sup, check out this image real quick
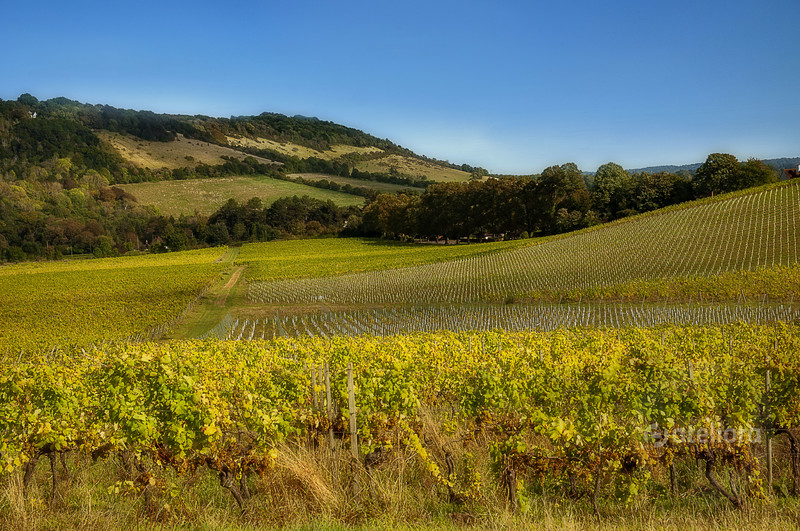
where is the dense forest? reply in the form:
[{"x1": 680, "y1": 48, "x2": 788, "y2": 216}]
[{"x1": 0, "y1": 94, "x2": 787, "y2": 261}]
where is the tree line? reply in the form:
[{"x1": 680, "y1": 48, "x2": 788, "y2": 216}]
[
  {"x1": 0, "y1": 164, "x2": 359, "y2": 261},
  {"x1": 0, "y1": 149, "x2": 779, "y2": 262},
  {"x1": 361, "y1": 155, "x2": 778, "y2": 240}
]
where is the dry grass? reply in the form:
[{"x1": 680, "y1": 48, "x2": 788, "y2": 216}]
[
  {"x1": 226, "y1": 135, "x2": 382, "y2": 161},
  {"x1": 355, "y1": 154, "x2": 471, "y2": 182},
  {"x1": 270, "y1": 446, "x2": 341, "y2": 515},
  {"x1": 1, "y1": 442, "x2": 799, "y2": 530},
  {"x1": 99, "y1": 132, "x2": 277, "y2": 170}
]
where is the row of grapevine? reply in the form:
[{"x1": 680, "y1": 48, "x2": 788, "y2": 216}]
[
  {"x1": 235, "y1": 237, "x2": 529, "y2": 283},
  {"x1": 3, "y1": 325, "x2": 799, "y2": 514},
  {"x1": 210, "y1": 302, "x2": 800, "y2": 340},
  {"x1": 247, "y1": 181, "x2": 800, "y2": 305}
]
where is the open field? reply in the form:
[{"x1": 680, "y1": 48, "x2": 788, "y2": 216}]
[
  {"x1": 226, "y1": 135, "x2": 383, "y2": 160},
  {"x1": 118, "y1": 175, "x2": 365, "y2": 216},
  {"x1": 288, "y1": 172, "x2": 426, "y2": 193},
  {"x1": 355, "y1": 153, "x2": 472, "y2": 182},
  {"x1": 98, "y1": 131, "x2": 277, "y2": 170},
  {"x1": 0, "y1": 247, "x2": 229, "y2": 353},
  {"x1": 246, "y1": 181, "x2": 800, "y2": 305}
]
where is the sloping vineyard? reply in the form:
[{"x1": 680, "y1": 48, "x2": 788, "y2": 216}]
[
  {"x1": 208, "y1": 302, "x2": 800, "y2": 340},
  {"x1": 248, "y1": 182, "x2": 800, "y2": 305}
]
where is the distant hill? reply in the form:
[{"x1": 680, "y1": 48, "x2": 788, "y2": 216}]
[
  {"x1": 627, "y1": 157, "x2": 800, "y2": 175},
  {"x1": 0, "y1": 94, "x2": 472, "y2": 185},
  {"x1": 764, "y1": 157, "x2": 800, "y2": 173},
  {"x1": 626, "y1": 162, "x2": 702, "y2": 174}
]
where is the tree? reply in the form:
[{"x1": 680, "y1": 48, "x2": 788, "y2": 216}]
[
  {"x1": 416, "y1": 183, "x2": 467, "y2": 239},
  {"x1": 693, "y1": 153, "x2": 739, "y2": 196},
  {"x1": 475, "y1": 177, "x2": 525, "y2": 237},
  {"x1": 363, "y1": 193, "x2": 419, "y2": 238},
  {"x1": 738, "y1": 158, "x2": 777, "y2": 189},
  {"x1": 206, "y1": 221, "x2": 230, "y2": 245},
  {"x1": 532, "y1": 163, "x2": 591, "y2": 234},
  {"x1": 631, "y1": 171, "x2": 691, "y2": 213},
  {"x1": 231, "y1": 222, "x2": 248, "y2": 241},
  {"x1": 593, "y1": 162, "x2": 634, "y2": 220}
]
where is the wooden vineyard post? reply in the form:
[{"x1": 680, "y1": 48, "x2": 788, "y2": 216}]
[
  {"x1": 766, "y1": 354, "x2": 773, "y2": 494},
  {"x1": 323, "y1": 362, "x2": 339, "y2": 491},
  {"x1": 348, "y1": 362, "x2": 358, "y2": 459},
  {"x1": 324, "y1": 362, "x2": 334, "y2": 450},
  {"x1": 347, "y1": 362, "x2": 360, "y2": 495},
  {"x1": 503, "y1": 456, "x2": 518, "y2": 512},
  {"x1": 318, "y1": 364, "x2": 325, "y2": 412},
  {"x1": 311, "y1": 363, "x2": 319, "y2": 411}
]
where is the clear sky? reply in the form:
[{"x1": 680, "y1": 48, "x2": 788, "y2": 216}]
[{"x1": 2, "y1": 0, "x2": 798, "y2": 174}]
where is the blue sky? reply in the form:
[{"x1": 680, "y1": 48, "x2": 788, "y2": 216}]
[{"x1": 2, "y1": 0, "x2": 798, "y2": 174}]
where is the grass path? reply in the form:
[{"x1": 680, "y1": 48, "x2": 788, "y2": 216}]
[
  {"x1": 166, "y1": 247, "x2": 247, "y2": 339},
  {"x1": 216, "y1": 266, "x2": 245, "y2": 306}
]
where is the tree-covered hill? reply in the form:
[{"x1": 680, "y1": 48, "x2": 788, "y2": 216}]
[
  {"x1": 0, "y1": 93, "x2": 794, "y2": 263},
  {"x1": 1, "y1": 94, "x2": 477, "y2": 184}
]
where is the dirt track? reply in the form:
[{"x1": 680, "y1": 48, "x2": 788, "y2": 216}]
[{"x1": 216, "y1": 266, "x2": 245, "y2": 306}]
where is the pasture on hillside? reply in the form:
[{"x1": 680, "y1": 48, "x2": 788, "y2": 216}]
[
  {"x1": 356, "y1": 153, "x2": 472, "y2": 182},
  {"x1": 226, "y1": 135, "x2": 383, "y2": 160},
  {"x1": 118, "y1": 175, "x2": 365, "y2": 217},
  {"x1": 99, "y1": 131, "x2": 278, "y2": 170}
]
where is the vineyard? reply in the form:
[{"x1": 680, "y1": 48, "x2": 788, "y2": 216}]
[
  {"x1": 2, "y1": 325, "x2": 799, "y2": 527},
  {"x1": 247, "y1": 181, "x2": 800, "y2": 305},
  {"x1": 207, "y1": 301, "x2": 800, "y2": 340},
  {"x1": 3, "y1": 181, "x2": 800, "y2": 527},
  {"x1": 0, "y1": 247, "x2": 228, "y2": 354},
  {"x1": 236, "y1": 236, "x2": 529, "y2": 283}
]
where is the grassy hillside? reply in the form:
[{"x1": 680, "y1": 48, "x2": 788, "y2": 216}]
[
  {"x1": 226, "y1": 135, "x2": 382, "y2": 160},
  {"x1": 245, "y1": 180, "x2": 800, "y2": 305},
  {"x1": 226, "y1": 135, "x2": 471, "y2": 182},
  {"x1": 355, "y1": 153, "x2": 471, "y2": 182},
  {"x1": 98, "y1": 131, "x2": 278, "y2": 170},
  {"x1": 118, "y1": 175, "x2": 365, "y2": 217}
]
